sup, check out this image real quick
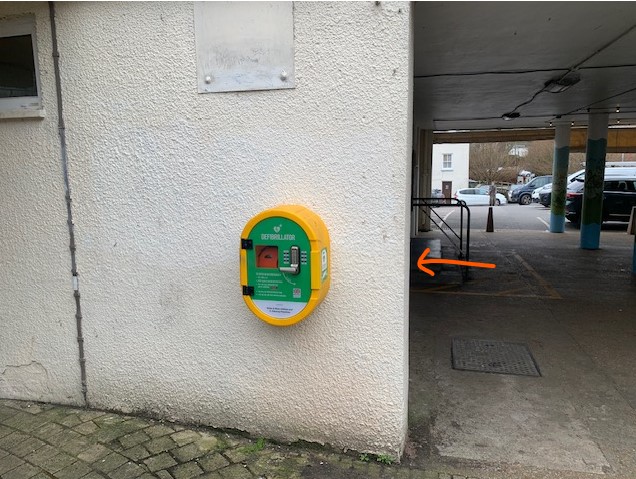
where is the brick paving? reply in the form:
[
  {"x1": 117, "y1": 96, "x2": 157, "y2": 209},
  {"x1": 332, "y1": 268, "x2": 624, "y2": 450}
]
[{"x1": 0, "y1": 400, "x2": 480, "y2": 479}]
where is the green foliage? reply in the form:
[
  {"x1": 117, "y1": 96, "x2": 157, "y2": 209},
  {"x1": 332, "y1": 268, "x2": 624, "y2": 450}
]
[
  {"x1": 376, "y1": 454, "x2": 394, "y2": 465},
  {"x1": 359, "y1": 453, "x2": 370, "y2": 462},
  {"x1": 241, "y1": 437, "x2": 266, "y2": 453}
]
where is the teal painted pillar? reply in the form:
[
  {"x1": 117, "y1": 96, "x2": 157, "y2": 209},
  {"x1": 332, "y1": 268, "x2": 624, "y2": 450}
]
[
  {"x1": 549, "y1": 122, "x2": 571, "y2": 233},
  {"x1": 580, "y1": 113, "x2": 609, "y2": 250}
]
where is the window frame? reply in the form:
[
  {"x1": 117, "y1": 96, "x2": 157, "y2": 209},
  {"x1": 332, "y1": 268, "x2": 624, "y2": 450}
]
[
  {"x1": 0, "y1": 15, "x2": 43, "y2": 117},
  {"x1": 442, "y1": 153, "x2": 453, "y2": 170}
]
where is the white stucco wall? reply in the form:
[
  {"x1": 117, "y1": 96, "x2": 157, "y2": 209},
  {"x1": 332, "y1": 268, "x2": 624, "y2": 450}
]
[
  {"x1": 0, "y1": 3, "x2": 83, "y2": 405},
  {"x1": 431, "y1": 143, "x2": 470, "y2": 194},
  {"x1": 0, "y1": 1, "x2": 413, "y2": 454}
]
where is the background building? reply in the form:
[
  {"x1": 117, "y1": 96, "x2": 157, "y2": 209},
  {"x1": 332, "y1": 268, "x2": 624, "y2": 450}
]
[{"x1": 431, "y1": 143, "x2": 470, "y2": 198}]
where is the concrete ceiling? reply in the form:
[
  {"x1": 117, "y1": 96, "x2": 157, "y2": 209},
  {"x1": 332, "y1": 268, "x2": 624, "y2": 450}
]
[{"x1": 413, "y1": 2, "x2": 636, "y2": 131}]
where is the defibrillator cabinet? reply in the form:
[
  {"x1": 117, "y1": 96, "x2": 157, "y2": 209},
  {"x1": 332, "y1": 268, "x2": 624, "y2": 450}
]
[{"x1": 240, "y1": 205, "x2": 330, "y2": 326}]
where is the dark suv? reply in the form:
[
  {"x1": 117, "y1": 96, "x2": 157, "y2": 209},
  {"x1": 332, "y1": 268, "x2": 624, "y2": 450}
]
[
  {"x1": 508, "y1": 175, "x2": 552, "y2": 205},
  {"x1": 565, "y1": 176, "x2": 636, "y2": 224}
]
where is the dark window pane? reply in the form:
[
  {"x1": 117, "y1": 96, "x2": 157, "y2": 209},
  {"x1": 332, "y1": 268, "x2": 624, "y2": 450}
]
[{"x1": 0, "y1": 34, "x2": 37, "y2": 98}]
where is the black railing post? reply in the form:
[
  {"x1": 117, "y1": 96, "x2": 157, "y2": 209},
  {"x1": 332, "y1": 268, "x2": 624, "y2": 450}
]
[
  {"x1": 465, "y1": 205, "x2": 471, "y2": 262},
  {"x1": 411, "y1": 198, "x2": 471, "y2": 262},
  {"x1": 459, "y1": 204, "x2": 464, "y2": 259}
]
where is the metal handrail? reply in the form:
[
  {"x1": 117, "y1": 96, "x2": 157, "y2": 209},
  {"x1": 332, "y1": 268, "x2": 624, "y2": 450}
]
[{"x1": 411, "y1": 197, "x2": 471, "y2": 264}]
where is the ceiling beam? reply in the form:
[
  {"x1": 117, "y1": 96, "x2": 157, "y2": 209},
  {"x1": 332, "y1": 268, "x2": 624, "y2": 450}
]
[
  {"x1": 433, "y1": 129, "x2": 556, "y2": 144},
  {"x1": 433, "y1": 128, "x2": 636, "y2": 153}
]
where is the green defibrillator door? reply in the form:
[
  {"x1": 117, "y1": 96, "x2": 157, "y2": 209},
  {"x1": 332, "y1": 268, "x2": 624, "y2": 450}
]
[{"x1": 240, "y1": 205, "x2": 330, "y2": 326}]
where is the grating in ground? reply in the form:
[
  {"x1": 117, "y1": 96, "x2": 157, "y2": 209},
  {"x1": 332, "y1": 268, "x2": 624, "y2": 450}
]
[{"x1": 451, "y1": 338, "x2": 541, "y2": 377}]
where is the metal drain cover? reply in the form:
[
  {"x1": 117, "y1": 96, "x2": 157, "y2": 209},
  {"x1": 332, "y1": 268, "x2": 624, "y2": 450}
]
[{"x1": 451, "y1": 338, "x2": 541, "y2": 376}]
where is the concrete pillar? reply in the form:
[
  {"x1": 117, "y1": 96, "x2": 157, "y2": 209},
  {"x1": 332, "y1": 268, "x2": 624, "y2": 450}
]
[
  {"x1": 549, "y1": 122, "x2": 571, "y2": 233},
  {"x1": 417, "y1": 129, "x2": 433, "y2": 233},
  {"x1": 411, "y1": 129, "x2": 419, "y2": 238},
  {"x1": 580, "y1": 113, "x2": 609, "y2": 249}
]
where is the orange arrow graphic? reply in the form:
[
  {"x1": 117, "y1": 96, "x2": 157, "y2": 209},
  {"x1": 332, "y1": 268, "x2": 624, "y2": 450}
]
[{"x1": 417, "y1": 248, "x2": 496, "y2": 277}]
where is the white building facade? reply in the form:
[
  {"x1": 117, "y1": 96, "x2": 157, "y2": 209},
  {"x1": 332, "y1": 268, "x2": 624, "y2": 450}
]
[
  {"x1": 431, "y1": 143, "x2": 470, "y2": 198},
  {"x1": 0, "y1": 2, "x2": 413, "y2": 455}
]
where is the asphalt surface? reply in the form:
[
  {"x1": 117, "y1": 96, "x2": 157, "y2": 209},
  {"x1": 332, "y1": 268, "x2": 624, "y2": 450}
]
[
  {"x1": 408, "y1": 217, "x2": 636, "y2": 479},
  {"x1": 432, "y1": 202, "x2": 630, "y2": 233},
  {"x1": 434, "y1": 203, "x2": 551, "y2": 232}
]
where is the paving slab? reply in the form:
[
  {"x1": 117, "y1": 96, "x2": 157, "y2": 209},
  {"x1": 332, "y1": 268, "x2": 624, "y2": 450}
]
[{"x1": 0, "y1": 399, "x2": 446, "y2": 479}]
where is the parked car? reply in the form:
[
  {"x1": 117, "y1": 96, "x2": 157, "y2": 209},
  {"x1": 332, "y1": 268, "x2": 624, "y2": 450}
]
[
  {"x1": 537, "y1": 172, "x2": 589, "y2": 207},
  {"x1": 539, "y1": 167, "x2": 636, "y2": 208},
  {"x1": 565, "y1": 175, "x2": 636, "y2": 224},
  {"x1": 432, "y1": 188, "x2": 444, "y2": 200},
  {"x1": 454, "y1": 187, "x2": 507, "y2": 206},
  {"x1": 429, "y1": 188, "x2": 445, "y2": 207},
  {"x1": 532, "y1": 183, "x2": 549, "y2": 203},
  {"x1": 531, "y1": 187, "x2": 539, "y2": 202},
  {"x1": 508, "y1": 175, "x2": 552, "y2": 205},
  {"x1": 568, "y1": 166, "x2": 636, "y2": 183},
  {"x1": 535, "y1": 183, "x2": 552, "y2": 206},
  {"x1": 538, "y1": 188, "x2": 552, "y2": 207}
]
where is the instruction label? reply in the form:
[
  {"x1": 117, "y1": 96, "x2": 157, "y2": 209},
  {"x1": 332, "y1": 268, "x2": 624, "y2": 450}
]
[{"x1": 252, "y1": 300, "x2": 307, "y2": 319}]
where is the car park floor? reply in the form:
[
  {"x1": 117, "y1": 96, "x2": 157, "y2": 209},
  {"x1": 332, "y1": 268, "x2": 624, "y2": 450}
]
[{"x1": 408, "y1": 222, "x2": 636, "y2": 479}]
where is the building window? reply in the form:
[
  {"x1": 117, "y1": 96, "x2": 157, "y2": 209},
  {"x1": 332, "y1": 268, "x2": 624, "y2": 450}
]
[
  {"x1": 0, "y1": 15, "x2": 43, "y2": 117},
  {"x1": 442, "y1": 153, "x2": 453, "y2": 170}
]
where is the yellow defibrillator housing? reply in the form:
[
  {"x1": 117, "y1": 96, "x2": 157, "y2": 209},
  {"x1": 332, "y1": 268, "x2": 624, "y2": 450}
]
[{"x1": 240, "y1": 205, "x2": 330, "y2": 326}]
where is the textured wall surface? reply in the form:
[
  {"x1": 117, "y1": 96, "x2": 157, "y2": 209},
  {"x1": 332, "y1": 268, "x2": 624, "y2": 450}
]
[
  {"x1": 0, "y1": 3, "x2": 83, "y2": 405},
  {"x1": 3, "y1": 2, "x2": 413, "y2": 454}
]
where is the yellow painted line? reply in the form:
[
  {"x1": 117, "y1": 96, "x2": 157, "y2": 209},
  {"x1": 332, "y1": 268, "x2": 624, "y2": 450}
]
[
  {"x1": 514, "y1": 254, "x2": 562, "y2": 299},
  {"x1": 495, "y1": 287, "x2": 528, "y2": 296},
  {"x1": 423, "y1": 284, "x2": 461, "y2": 292}
]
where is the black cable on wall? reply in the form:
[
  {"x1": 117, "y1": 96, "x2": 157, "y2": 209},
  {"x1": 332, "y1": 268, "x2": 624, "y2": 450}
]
[{"x1": 49, "y1": 1, "x2": 88, "y2": 405}]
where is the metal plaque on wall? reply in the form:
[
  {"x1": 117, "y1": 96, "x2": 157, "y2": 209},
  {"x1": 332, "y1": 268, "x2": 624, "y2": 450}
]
[{"x1": 194, "y1": 2, "x2": 295, "y2": 93}]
